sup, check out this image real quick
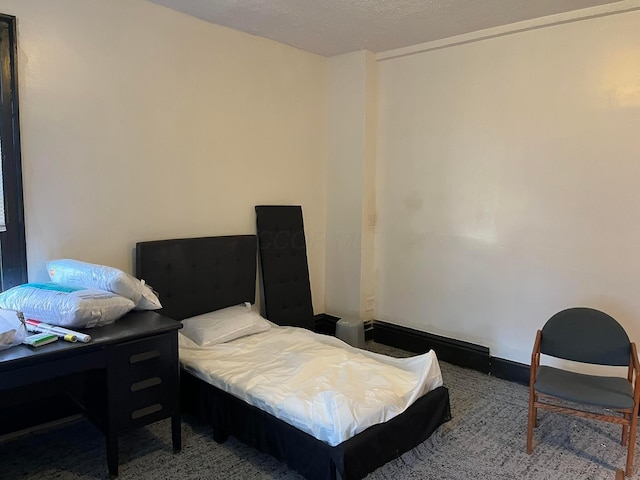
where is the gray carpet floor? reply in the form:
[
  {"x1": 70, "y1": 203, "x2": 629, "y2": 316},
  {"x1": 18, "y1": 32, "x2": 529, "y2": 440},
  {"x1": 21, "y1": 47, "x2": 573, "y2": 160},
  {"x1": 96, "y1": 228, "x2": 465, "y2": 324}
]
[{"x1": 0, "y1": 341, "x2": 636, "y2": 479}]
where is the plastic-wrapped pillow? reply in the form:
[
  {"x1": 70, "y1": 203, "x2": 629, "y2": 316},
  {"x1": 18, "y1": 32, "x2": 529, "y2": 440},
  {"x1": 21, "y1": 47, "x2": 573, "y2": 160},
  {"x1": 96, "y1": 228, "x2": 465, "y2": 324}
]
[
  {"x1": 48, "y1": 259, "x2": 143, "y2": 303},
  {"x1": 134, "y1": 281, "x2": 162, "y2": 311},
  {"x1": 47, "y1": 259, "x2": 162, "y2": 311},
  {"x1": 0, "y1": 283, "x2": 135, "y2": 328}
]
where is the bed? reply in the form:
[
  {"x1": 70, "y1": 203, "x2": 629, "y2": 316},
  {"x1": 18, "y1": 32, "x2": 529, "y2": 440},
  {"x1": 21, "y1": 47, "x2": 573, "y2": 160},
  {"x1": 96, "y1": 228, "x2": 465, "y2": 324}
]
[{"x1": 136, "y1": 234, "x2": 451, "y2": 480}]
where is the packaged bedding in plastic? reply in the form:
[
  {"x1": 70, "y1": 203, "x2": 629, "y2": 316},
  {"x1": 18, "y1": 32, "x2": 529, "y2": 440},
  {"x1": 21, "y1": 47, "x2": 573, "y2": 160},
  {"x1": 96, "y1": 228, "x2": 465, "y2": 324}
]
[
  {"x1": 0, "y1": 283, "x2": 135, "y2": 328},
  {"x1": 47, "y1": 259, "x2": 161, "y2": 310}
]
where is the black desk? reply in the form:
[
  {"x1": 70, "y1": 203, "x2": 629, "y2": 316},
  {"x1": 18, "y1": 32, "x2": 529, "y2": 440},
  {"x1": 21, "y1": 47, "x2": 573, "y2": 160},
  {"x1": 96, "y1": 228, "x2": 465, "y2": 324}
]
[{"x1": 0, "y1": 311, "x2": 182, "y2": 476}]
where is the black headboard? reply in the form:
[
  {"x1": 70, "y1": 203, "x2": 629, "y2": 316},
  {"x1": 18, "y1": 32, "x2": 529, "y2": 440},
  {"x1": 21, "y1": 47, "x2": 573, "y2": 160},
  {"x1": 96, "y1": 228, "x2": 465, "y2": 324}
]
[{"x1": 135, "y1": 235, "x2": 257, "y2": 321}]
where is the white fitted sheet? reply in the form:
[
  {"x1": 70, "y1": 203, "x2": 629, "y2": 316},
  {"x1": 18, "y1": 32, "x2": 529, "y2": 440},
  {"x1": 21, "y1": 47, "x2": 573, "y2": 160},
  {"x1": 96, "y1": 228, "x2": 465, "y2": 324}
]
[{"x1": 178, "y1": 324, "x2": 443, "y2": 446}]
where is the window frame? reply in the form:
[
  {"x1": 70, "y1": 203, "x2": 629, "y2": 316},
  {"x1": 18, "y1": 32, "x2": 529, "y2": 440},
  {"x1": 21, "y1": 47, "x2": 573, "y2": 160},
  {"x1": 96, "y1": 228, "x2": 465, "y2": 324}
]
[{"x1": 0, "y1": 13, "x2": 27, "y2": 291}]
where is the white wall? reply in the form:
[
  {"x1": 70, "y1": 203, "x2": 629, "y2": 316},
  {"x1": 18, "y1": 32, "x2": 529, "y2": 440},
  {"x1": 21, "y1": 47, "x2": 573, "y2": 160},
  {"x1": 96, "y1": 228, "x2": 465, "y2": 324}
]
[
  {"x1": 376, "y1": 9, "x2": 640, "y2": 363},
  {"x1": 0, "y1": 0, "x2": 328, "y2": 312},
  {"x1": 3, "y1": 0, "x2": 638, "y2": 361},
  {"x1": 325, "y1": 51, "x2": 377, "y2": 320}
]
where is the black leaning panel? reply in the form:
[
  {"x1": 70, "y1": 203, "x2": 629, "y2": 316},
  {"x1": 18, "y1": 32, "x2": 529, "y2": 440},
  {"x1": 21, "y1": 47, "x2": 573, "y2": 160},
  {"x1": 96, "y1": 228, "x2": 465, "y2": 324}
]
[
  {"x1": 135, "y1": 235, "x2": 257, "y2": 321},
  {"x1": 255, "y1": 206, "x2": 314, "y2": 330}
]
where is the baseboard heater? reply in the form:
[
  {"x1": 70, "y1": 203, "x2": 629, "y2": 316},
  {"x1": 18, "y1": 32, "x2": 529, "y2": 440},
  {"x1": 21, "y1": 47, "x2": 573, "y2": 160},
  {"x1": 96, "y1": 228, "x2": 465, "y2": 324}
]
[
  {"x1": 315, "y1": 316, "x2": 530, "y2": 384},
  {"x1": 373, "y1": 320, "x2": 491, "y2": 373}
]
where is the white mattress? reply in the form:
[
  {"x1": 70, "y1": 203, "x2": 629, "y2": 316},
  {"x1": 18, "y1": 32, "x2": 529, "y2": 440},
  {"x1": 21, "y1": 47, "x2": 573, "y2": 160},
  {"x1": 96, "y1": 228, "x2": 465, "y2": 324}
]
[{"x1": 178, "y1": 324, "x2": 443, "y2": 446}]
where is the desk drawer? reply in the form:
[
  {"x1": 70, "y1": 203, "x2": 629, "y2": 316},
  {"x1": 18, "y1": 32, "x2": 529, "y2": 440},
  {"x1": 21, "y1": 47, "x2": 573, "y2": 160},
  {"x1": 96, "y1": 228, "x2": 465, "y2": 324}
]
[
  {"x1": 111, "y1": 334, "x2": 177, "y2": 429},
  {"x1": 1, "y1": 351, "x2": 105, "y2": 390},
  {"x1": 114, "y1": 335, "x2": 173, "y2": 375}
]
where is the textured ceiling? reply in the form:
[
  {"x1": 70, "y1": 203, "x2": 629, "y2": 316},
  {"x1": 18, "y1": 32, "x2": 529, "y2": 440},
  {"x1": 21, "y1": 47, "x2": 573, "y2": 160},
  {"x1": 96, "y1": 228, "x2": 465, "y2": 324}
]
[{"x1": 147, "y1": 0, "x2": 627, "y2": 57}]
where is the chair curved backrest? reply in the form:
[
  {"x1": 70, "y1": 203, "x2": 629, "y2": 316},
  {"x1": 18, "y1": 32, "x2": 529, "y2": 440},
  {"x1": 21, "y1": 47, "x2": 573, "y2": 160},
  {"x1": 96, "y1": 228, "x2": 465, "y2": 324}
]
[{"x1": 540, "y1": 307, "x2": 630, "y2": 366}]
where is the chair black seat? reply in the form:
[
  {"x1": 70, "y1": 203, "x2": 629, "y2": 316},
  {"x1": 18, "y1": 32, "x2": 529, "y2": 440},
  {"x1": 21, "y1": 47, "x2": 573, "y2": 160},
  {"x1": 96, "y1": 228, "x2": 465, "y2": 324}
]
[{"x1": 535, "y1": 365, "x2": 634, "y2": 410}]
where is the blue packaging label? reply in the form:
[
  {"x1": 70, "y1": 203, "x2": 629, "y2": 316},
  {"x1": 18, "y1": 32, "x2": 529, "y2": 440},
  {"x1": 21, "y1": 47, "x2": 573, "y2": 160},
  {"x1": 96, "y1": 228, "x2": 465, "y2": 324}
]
[{"x1": 21, "y1": 283, "x2": 85, "y2": 293}]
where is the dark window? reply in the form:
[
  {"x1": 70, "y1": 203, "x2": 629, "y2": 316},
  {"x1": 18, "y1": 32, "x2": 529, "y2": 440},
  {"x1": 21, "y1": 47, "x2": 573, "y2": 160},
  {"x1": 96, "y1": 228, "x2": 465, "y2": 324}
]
[{"x1": 0, "y1": 14, "x2": 26, "y2": 290}]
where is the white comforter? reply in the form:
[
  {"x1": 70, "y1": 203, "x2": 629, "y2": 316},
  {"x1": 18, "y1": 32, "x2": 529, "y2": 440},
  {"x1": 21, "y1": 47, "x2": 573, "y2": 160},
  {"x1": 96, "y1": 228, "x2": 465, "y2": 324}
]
[{"x1": 178, "y1": 325, "x2": 443, "y2": 446}]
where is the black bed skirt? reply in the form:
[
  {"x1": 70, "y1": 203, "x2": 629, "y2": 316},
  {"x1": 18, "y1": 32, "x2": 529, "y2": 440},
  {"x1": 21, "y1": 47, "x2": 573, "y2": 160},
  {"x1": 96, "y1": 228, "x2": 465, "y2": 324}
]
[{"x1": 181, "y1": 371, "x2": 451, "y2": 480}]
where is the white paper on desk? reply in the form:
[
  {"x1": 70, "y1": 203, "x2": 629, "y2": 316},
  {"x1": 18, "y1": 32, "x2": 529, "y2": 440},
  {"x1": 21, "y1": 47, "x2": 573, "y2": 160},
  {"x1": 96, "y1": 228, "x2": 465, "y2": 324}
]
[
  {"x1": 0, "y1": 308, "x2": 27, "y2": 350},
  {"x1": 0, "y1": 328, "x2": 16, "y2": 346}
]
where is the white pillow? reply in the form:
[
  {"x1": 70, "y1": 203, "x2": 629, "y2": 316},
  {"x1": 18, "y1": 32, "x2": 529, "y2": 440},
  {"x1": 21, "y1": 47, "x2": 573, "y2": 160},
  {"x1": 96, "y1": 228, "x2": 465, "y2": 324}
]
[
  {"x1": 181, "y1": 303, "x2": 270, "y2": 347},
  {"x1": 47, "y1": 259, "x2": 162, "y2": 311},
  {"x1": 47, "y1": 259, "x2": 143, "y2": 304},
  {"x1": 133, "y1": 281, "x2": 162, "y2": 311},
  {"x1": 0, "y1": 283, "x2": 135, "y2": 328}
]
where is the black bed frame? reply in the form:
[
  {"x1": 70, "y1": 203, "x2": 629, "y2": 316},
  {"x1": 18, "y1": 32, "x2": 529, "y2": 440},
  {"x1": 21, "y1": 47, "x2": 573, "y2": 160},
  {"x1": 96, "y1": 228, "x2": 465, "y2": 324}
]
[{"x1": 136, "y1": 234, "x2": 451, "y2": 480}]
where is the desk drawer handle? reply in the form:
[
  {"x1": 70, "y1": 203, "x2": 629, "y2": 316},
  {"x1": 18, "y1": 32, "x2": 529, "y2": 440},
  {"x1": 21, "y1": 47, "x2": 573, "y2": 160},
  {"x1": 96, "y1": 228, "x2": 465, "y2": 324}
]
[
  {"x1": 131, "y1": 403, "x2": 162, "y2": 419},
  {"x1": 130, "y1": 377, "x2": 162, "y2": 392},
  {"x1": 130, "y1": 349, "x2": 160, "y2": 364}
]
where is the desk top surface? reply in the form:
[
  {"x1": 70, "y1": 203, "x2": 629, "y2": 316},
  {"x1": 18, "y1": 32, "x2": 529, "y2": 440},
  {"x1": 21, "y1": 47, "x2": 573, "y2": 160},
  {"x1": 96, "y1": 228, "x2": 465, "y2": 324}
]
[{"x1": 0, "y1": 311, "x2": 181, "y2": 370}]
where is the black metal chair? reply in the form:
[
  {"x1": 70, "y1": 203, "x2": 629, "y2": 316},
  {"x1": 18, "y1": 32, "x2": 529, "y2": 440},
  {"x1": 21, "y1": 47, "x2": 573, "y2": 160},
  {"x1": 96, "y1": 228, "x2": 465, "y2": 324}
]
[{"x1": 527, "y1": 307, "x2": 640, "y2": 477}]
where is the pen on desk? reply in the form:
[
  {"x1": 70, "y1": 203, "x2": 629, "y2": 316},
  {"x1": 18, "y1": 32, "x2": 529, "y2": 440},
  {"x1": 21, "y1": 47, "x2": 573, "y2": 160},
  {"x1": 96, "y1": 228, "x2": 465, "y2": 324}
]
[
  {"x1": 25, "y1": 319, "x2": 91, "y2": 343},
  {"x1": 26, "y1": 322, "x2": 77, "y2": 342}
]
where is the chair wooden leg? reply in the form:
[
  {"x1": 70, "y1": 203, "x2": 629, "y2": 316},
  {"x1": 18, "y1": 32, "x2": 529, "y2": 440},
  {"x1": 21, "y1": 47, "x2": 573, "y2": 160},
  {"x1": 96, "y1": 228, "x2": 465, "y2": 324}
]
[
  {"x1": 527, "y1": 390, "x2": 536, "y2": 454},
  {"x1": 625, "y1": 413, "x2": 638, "y2": 477},
  {"x1": 622, "y1": 413, "x2": 629, "y2": 446}
]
